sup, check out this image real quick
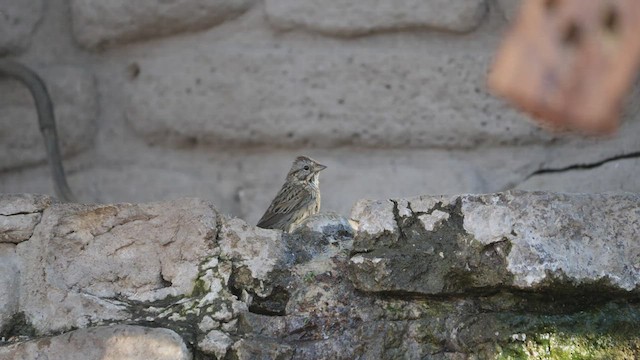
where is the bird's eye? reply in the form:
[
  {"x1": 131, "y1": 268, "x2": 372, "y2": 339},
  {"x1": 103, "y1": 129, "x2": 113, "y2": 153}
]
[{"x1": 303, "y1": 165, "x2": 310, "y2": 171}]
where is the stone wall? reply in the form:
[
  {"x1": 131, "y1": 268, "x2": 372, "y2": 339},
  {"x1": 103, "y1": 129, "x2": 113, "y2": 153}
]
[
  {"x1": 1, "y1": 192, "x2": 639, "y2": 359},
  {"x1": 0, "y1": 0, "x2": 638, "y2": 225}
]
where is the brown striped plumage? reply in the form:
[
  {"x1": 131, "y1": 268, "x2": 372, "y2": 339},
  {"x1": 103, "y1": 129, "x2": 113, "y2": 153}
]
[{"x1": 257, "y1": 156, "x2": 326, "y2": 233}]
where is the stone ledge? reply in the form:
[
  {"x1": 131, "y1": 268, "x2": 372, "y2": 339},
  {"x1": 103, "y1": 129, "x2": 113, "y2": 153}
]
[
  {"x1": 1, "y1": 192, "x2": 639, "y2": 358},
  {"x1": 349, "y1": 191, "x2": 640, "y2": 295}
]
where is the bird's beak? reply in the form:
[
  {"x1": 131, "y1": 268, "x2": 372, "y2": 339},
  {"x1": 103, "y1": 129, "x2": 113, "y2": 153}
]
[{"x1": 315, "y1": 163, "x2": 327, "y2": 172}]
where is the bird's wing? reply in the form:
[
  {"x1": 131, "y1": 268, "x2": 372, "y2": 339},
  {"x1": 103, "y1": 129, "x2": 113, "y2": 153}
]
[{"x1": 256, "y1": 184, "x2": 313, "y2": 229}]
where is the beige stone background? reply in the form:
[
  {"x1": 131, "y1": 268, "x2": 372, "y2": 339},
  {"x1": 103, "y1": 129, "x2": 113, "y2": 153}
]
[{"x1": 0, "y1": 0, "x2": 638, "y2": 225}]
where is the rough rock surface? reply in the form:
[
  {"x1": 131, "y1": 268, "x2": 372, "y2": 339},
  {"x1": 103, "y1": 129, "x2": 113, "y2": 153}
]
[
  {"x1": 0, "y1": 65, "x2": 97, "y2": 171},
  {"x1": 198, "y1": 329, "x2": 233, "y2": 358},
  {"x1": 0, "y1": 244, "x2": 19, "y2": 332},
  {"x1": 0, "y1": 325, "x2": 190, "y2": 360},
  {"x1": 349, "y1": 191, "x2": 640, "y2": 295},
  {"x1": 265, "y1": 0, "x2": 488, "y2": 36},
  {"x1": 0, "y1": 0, "x2": 44, "y2": 55},
  {"x1": 69, "y1": 0, "x2": 257, "y2": 49},
  {"x1": 295, "y1": 211, "x2": 354, "y2": 242},
  {"x1": 16, "y1": 198, "x2": 220, "y2": 333},
  {"x1": 1, "y1": 193, "x2": 639, "y2": 359},
  {"x1": 0, "y1": 194, "x2": 51, "y2": 243}
]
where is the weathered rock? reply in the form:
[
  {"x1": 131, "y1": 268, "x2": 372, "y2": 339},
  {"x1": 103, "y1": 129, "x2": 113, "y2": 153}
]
[
  {"x1": 0, "y1": 194, "x2": 51, "y2": 216},
  {"x1": 0, "y1": 244, "x2": 19, "y2": 332},
  {"x1": 124, "y1": 43, "x2": 552, "y2": 150},
  {"x1": 0, "y1": 65, "x2": 97, "y2": 171},
  {"x1": 349, "y1": 191, "x2": 640, "y2": 295},
  {"x1": 198, "y1": 329, "x2": 234, "y2": 358},
  {"x1": 0, "y1": 325, "x2": 190, "y2": 360},
  {"x1": 349, "y1": 199, "x2": 398, "y2": 247},
  {"x1": 295, "y1": 212, "x2": 354, "y2": 238},
  {"x1": 265, "y1": 0, "x2": 488, "y2": 36},
  {"x1": 0, "y1": 194, "x2": 51, "y2": 244},
  {"x1": 69, "y1": 0, "x2": 257, "y2": 49},
  {"x1": 219, "y1": 218, "x2": 286, "y2": 288},
  {"x1": 0, "y1": 0, "x2": 44, "y2": 55},
  {"x1": 218, "y1": 218, "x2": 292, "y2": 315},
  {"x1": 0, "y1": 214, "x2": 40, "y2": 244},
  {"x1": 231, "y1": 338, "x2": 294, "y2": 360},
  {"x1": 293, "y1": 212, "x2": 354, "y2": 245},
  {"x1": 16, "y1": 198, "x2": 219, "y2": 333},
  {"x1": 0, "y1": 193, "x2": 639, "y2": 358}
]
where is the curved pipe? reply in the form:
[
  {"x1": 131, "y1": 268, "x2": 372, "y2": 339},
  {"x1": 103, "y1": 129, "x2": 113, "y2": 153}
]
[{"x1": 0, "y1": 59, "x2": 76, "y2": 202}]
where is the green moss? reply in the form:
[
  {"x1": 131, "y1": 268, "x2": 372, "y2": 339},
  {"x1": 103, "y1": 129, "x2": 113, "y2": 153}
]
[
  {"x1": 492, "y1": 301, "x2": 640, "y2": 359},
  {"x1": 0, "y1": 312, "x2": 37, "y2": 341},
  {"x1": 417, "y1": 300, "x2": 455, "y2": 318},
  {"x1": 303, "y1": 271, "x2": 316, "y2": 284},
  {"x1": 497, "y1": 332, "x2": 639, "y2": 360},
  {"x1": 191, "y1": 278, "x2": 208, "y2": 297},
  {"x1": 413, "y1": 320, "x2": 445, "y2": 346}
]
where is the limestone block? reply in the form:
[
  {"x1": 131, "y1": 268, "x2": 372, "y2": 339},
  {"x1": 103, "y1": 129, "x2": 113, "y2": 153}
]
[
  {"x1": 0, "y1": 0, "x2": 43, "y2": 55},
  {"x1": 16, "y1": 198, "x2": 218, "y2": 333},
  {"x1": 0, "y1": 65, "x2": 97, "y2": 171},
  {"x1": 218, "y1": 218, "x2": 286, "y2": 290},
  {"x1": 198, "y1": 329, "x2": 234, "y2": 359},
  {"x1": 0, "y1": 194, "x2": 51, "y2": 216},
  {"x1": 125, "y1": 45, "x2": 549, "y2": 150},
  {"x1": 70, "y1": 0, "x2": 257, "y2": 49},
  {"x1": 349, "y1": 199, "x2": 398, "y2": 247},
  {"x1": 349, "y1": 191, "x2": 640, "y2": 295},
  {"x1": 0, "y1": 194, "x2": 51, "y2": 244},
  {"x1": 0, "y1": 325, "x2": 190, "y2": 360},
  {"x1": 0, "y1": 214, "x2": 40, "y2": 244},
  {"x1": 265, "y1": 0, "x2": 488, "y2": 35},
  {"x1": 0, "y1": 244, "x2": 19, "y2": 332}
]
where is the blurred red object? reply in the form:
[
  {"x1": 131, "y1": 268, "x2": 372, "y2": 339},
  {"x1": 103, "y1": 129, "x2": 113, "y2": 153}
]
[{"x1": 488, "y1": 0, "x2": 640, "y2": 134}]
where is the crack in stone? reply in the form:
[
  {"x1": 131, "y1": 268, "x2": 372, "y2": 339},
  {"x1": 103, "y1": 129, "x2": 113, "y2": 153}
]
[
  {"x1": 389, "y1": 199, "x2": 409, "y2": 242},
  {"x1": 499, "y1": 151, "x2": 640, "y2": 191},
  {"x1": 92, "y1": 213, "x2": 157, "y2": 237},
  {"x1": 0, "y1": 210, "x2": 41, "y2": 216},
  {"x1": 111, "y1": 240, "x2": 137, "y2": 255},
  {"x1": 213, "y1": 212, "x2": 224, "y2": 244},
  {"x1": 526, "y1": 150, "x2": 640, "y2": 180}
]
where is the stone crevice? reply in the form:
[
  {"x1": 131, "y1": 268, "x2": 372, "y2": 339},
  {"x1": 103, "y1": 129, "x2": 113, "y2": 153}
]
[
  {"x1": 517, "y1": 150, "x2": 640, "y2": 186},
  {"x1": 92, "y1": 212, "x2": 158, "y2": 238},
  {"x1": 389, "y1": 199, "x2": 409, "y2": 243}
]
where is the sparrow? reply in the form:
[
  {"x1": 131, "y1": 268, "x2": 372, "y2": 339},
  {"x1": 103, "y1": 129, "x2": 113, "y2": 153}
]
[{"x1": 257, "y1": 156, "x2": 326, "y2": 233}]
